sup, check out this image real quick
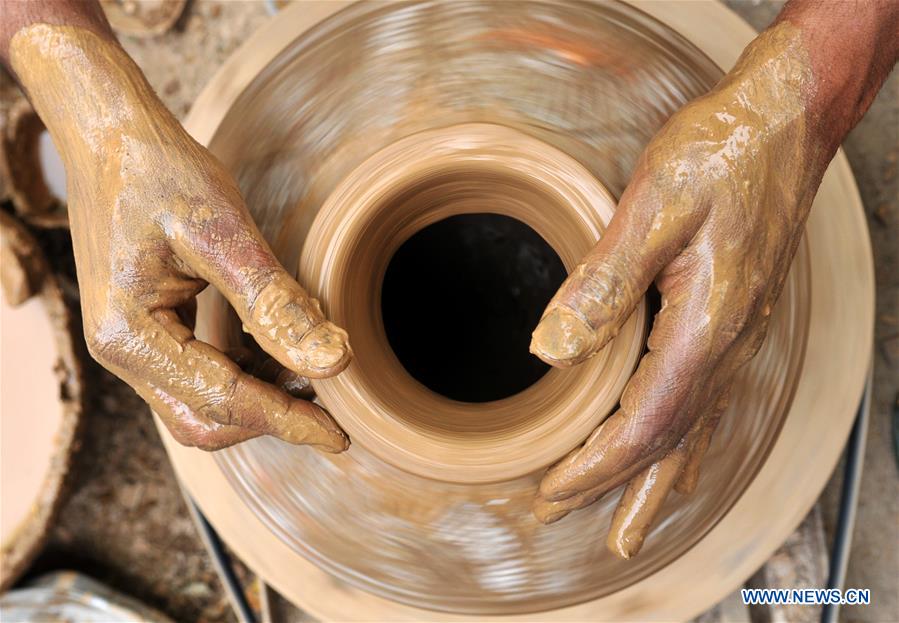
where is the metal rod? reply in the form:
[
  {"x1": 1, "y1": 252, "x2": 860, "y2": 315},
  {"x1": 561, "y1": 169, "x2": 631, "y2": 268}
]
[
  {"x1": 179, "y1": 483, "x2": 257, "y2": 623},
  {"x1": 821, "y1": 363, "x2": 872, "y2": 623}
]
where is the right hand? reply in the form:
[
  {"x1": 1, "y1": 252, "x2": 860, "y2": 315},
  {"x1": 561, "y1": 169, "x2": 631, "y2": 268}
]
[{"x1": 529, "y1": 18, "x2": 830, "y2": 556}]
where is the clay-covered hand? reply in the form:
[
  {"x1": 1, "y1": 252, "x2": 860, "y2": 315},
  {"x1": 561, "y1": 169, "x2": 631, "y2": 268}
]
[
  {"x1": 529, "y1": 22, "x2": 832, "y2": 557},
  {"x1": 9, "y1": 25, "x2": 351, "y2": 451}
]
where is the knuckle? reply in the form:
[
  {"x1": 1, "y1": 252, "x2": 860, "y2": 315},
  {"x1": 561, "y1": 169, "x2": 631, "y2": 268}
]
[
  {"x1": 729, "y1": 306, "x2": 754, "y2": 336},
  {"x1": 164, "y1": 421, "x2": 227, "y2": 452},
  {"x1": 747, "y1": 272, "x2": 768, "y2": 302},
  {"x1": 714, "y1": 305, "x2": 754, "y2": 352},
  {"x1": 164, "y1": 422, "x2": 196, "y2": 448},
  {"x1": 83, "y1": 311, "x2": 139, "y2": 368},
  {"x1": 243, "y1": 269, "x2": 282, "y2": 316},
  {"x1": 740, "y1": 324, "x2": 770, "y2": 364},
  {"x1": 194, "y1": 374, "x2": 241, "y2": 427},
  {"x1": 575, "y1": 262, "x2": 630, "y2": 320},
  {"x1": 190, "y1": 436, "x2": 228, "y2": 452}
]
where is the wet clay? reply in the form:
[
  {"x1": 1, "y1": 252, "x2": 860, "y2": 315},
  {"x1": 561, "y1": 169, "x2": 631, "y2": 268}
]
[
  {"x1": 9, "y1": 24, "x2": 351, "y2": 451},
  {"x1": 531, "y1": 23, "x2": 827, "y2": 555},
  {"x1": 299, "y1": 123, "x2": 645, "y2": 483},
  {"x1": 606, "y1": 402, "x2": 725, "y2": 559},
  {"x1": 606, "y1": 433, "x2": 691, "y2": 560}
]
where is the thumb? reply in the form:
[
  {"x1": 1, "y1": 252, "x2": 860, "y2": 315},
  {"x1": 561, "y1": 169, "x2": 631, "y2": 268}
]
[
  {"x1": 170, "y1": 195, "x2": 351, "y2": 378},
  {"x1": 530, "y1": 176, "x2": 698, "y2": 367}
]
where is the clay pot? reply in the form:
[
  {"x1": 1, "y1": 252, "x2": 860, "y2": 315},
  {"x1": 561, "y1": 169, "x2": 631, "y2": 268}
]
[
  {"x1": 300, "y1": 123, "x2": 645, "y2": 483},
  {"x1": 173, "y1": 1, "x2": 870, "y2": 619}
]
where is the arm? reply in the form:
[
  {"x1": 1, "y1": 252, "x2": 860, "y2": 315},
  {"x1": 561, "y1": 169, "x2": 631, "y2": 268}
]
[
  {"x1": 531, "y1": 0, "x2": 898, "y2": 557},
  {"x1": 1, "y1": 0, "x2": 352, "y2": 451}
]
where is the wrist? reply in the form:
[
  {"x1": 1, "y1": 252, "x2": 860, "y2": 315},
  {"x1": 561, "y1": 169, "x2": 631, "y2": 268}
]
[
  {"x1": 777, "y1": 0, "x2": 899, "y2": 150},
  {"x1": 9, "y1": 24, "x2": 180, "y2": 176}
]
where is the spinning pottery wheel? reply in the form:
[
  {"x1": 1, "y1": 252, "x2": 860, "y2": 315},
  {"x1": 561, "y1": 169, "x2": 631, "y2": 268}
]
[{"x1": 163, "y1": 1, "x2": 874, "y2": 620}]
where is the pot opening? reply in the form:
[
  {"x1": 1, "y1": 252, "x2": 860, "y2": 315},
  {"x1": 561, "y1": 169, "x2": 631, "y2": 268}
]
[{"x1": 381, "y1": 213, "x2": 566, "y2": 403}]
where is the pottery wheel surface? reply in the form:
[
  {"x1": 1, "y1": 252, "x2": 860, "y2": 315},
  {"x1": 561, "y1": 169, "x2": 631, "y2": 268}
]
[{"x1": 165, "y1": 1, "x2": 874, "y2": 620}]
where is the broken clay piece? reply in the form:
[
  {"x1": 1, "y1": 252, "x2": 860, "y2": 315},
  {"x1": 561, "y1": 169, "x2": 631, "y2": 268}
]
[
  {"x1": 0, "y1": 99, "x2": 67, "y2": 226},
  {"x1": 0, "y1": 215, "x2": 82, "y2": 591},
  {"x1": 100, "y1": 0, "x2": 187, "y2": 38},
  {"x1": 0, "y1": 210, "x2": 46, "y2": 305}
]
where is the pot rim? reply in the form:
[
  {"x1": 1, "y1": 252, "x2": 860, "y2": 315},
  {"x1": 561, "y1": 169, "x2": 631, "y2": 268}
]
[{"x1": 300, "y1": 123, "x2": 647, "y2": 483}]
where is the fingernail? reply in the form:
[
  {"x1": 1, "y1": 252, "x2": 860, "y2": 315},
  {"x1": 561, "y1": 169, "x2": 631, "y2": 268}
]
[
  {"x1": 280, "y1": 401, "x2": 349, "y2": 452},
  {"x1": 530, "y1": 307, "x2": 596, "y2": 367},
  {"x1": 310, "y1": 412, "x2": 350, "y2": 453},
  {"x1": 317, "y1": 429, "x2": 350, "y2": 453},
  {"x1": 545, "y1": 489, "x2": 575, "y2": 502},
  {"x1": 298, "y1": 322, "x2": 352, "y2": 377},
  {"x1": 540, "y1": 509, "x2": 571, "y2": 524},
  {"x1": 309, "y1": 403, "x2": 350, "y2": 452},
  {"x1": 608, "y1": 535, "x2": 641, "y2": 560}
]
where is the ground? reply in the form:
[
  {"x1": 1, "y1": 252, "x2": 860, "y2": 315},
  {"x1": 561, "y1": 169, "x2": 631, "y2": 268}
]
[{"x1": 13, "y1": 2, "x2": 899, "y2": 622}]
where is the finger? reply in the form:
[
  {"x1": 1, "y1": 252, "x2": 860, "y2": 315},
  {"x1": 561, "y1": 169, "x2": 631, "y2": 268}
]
[
  {"x1": 530, "y1": 175, "x2": 703, "y2": 367},
  {"x1": 168, "y1": 189, "x2": 351, "y2": 378},
  {"x1": 606, "y1": 421, "x2": 699, "y2": 559},
  {"x1": 674, "y1": 391, "x2": 729, "y2": 495},
  {"x1": 243, "y1": 352, "x2": 316, "y2": 400},
  {"x1": 533, "y1": 482, "x2": 605, "y2": 524},
  {"x1": 103, "y1": 309, "x2": 348, "y2": 451},
  {"x1": 225, "y1": 345, "x2": 255, "y2": 370},
  {"x1": 151, "y1": 387, "x2": 261, "y2": 451},
  {"x1": 532, "y1": 413, "x2": 700, "y2": 526},
  {"x1": 539, "y1": 293, "x2": 717, "y2": 502}
]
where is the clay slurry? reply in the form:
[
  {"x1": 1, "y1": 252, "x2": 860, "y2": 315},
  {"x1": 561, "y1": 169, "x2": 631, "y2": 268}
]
[{"x1": 381, "y1": 213, "x2": 567, "y2": 403}]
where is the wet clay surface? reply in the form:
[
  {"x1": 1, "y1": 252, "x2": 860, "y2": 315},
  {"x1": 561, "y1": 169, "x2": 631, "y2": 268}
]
[{"x1": 298, "y1": 122, "x2": 647, "y2": 485}]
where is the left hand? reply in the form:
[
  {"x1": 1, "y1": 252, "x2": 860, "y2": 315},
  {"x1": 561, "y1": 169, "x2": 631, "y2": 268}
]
[{"x1": 528, "y1": 20, "x2": 833, "y2": 558}]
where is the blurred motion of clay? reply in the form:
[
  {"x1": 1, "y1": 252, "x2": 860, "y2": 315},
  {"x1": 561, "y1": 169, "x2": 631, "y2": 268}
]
[
  {"x1": 162, "y1": 1, "x2": 872, "y2": 619},
  {"x1": 100, "y1": 0, "x2": 186, "y2": 38}
]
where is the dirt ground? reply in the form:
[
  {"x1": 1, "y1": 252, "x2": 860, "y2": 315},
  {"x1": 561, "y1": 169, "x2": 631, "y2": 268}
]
[{"x1": 9, "y1": 2, "x2": 898, "y2": 622}]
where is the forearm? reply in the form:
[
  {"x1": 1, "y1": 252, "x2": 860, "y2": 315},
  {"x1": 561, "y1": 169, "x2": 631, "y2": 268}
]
[
  {"x1": 1, "y1": 2, "x2": 183, "y2": 181},
  {"x1": 777, "y1": 0, "x2": 899, "y2": 151}
]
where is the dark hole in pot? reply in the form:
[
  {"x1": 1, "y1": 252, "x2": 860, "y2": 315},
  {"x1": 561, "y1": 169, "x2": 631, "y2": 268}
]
[{"x1": 381, "y1": 213, "x2": 567, "y2": 403}]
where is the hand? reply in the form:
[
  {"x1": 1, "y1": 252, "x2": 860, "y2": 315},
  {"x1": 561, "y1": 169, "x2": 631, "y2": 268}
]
[
  {"x1": 529, "y1": 21, "x2": 832, "y2": 557},
  {"x1": 8, "y1": 24, "x2": 351, "y2": 451}
]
